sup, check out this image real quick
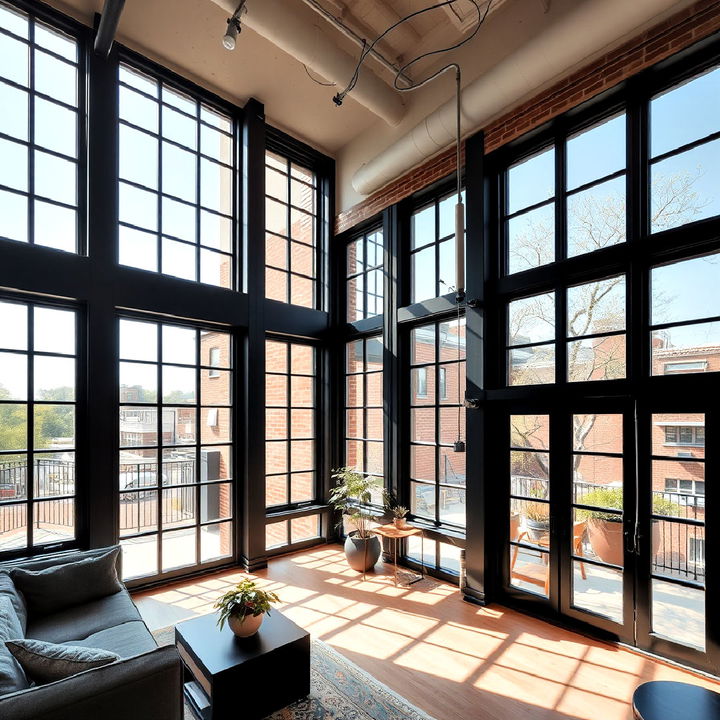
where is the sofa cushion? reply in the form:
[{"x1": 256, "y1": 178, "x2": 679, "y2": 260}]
[
  {"x1": 0, "y1": 596, "x2": 29, "y2": 696},
  {"x1": 26, "y1": 590, "x2": 141, "y2": 645},
  {"x1": 65, "y1": 621, "x2": 156, "y2": 659},
  {"x1": 11, "y1": 547, "x2": 122, "y2": 618},
  {"x1": 0, "y1": 571, "x2": 27, "y2": 634},
  {"x1": 6, "y1": 638, "x2": 119, "y2": 685}
]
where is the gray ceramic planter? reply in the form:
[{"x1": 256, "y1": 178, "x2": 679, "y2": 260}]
[{"x1": 344, "y1": 532, "x2": 381, "y2": 572}]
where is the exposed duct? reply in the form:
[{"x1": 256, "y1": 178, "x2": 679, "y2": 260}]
[
  {"x1": 209, "y1": 0, "x2": 405, "y2": 126},
  {"x1": 351, "y1": 0, "x2": 684, "y2": 195}
]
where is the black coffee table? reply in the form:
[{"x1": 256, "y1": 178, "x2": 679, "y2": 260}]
[
  {"x1": 175, "y1": 610, "x2": 310, "y2": 720},
  {"x1": 633, "y1": 681, "x2": 720, "y2": 720}
]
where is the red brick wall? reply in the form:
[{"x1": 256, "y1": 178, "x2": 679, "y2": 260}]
[{"x1": 336, "y1": 0, "x2": 720, "y2": 235}]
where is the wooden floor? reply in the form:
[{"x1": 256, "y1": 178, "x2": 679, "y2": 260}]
[{"x1": 133, "y1": 544, "x2": 720, "y2": 720}]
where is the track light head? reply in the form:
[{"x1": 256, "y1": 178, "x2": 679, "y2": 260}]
[{"x1": 222, "y1": 17, "x2": 241, "y2": 51}]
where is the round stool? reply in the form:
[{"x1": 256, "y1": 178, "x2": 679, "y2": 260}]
[{"x1": 633, "y1": 681, "x2": 720, "y2": 720}]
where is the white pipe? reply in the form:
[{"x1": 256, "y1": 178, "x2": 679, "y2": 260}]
[
  {"x1": 352, "y1": 0, "x2": 683, "y2": 194},
  {"x1": 210, "y1": 0, "x2": 405, "y2": 126}
]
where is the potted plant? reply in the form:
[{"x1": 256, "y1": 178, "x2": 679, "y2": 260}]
[
  {"x1": 214, "y1": 578, "x2": 279, "y2": 638},
  {"x1": 383, "y1": 489, "x2": 410, "y2": 529},
  {"x1": 523, "y1": 500, "x2": 550, "y2": 542},
  {"x1": 576, "y1": 487, "x2": 680, "y2": 566},
  {"x1": 330, "y1": 467, "x2": 383, "y2": 572}
]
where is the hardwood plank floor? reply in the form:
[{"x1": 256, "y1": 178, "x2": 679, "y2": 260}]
[{"x1": 133, "y1": 544, "x2": 720, "y2": 720}]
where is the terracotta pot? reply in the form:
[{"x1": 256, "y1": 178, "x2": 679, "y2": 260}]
[
  {"x1": 588, "y1": 518, "x2": 661, "y2": 566},
  {"x1": 587, "y1": 519, "x2": 623, "y2": 565},
  {"x1": 509, "y1": 512, "x2": 521, "y2": 542},
  {"x1": 393, "y1": 517, "x2": 409, "y2": 529},
  {"x1": 228, "y1": 612, "x2": 264, "y2": 638},
  {"x1": 344, "y1": 532, "x2": 381, "y2": 572}
]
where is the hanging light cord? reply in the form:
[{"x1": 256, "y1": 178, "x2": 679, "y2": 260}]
[{"x1": 457, "y1": 297, "x2": 463, "y2": 444}]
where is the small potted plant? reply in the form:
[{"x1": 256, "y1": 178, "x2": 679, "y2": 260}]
[
  {"x1": 383, "y1": 489, "x2": 410, "y2": 529},
  {"x1": 330, "y1": 467, "x2": 383, "y2": 573},
  {"x1": 214, "y1": 578, "x2": 279, "y2": 638},
  {"x1": 523, "y1": 500, "x2": 550, "y2": 542}
]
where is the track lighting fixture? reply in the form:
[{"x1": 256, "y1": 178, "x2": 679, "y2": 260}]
[{"x1": 222, "y1": 0, "x2": 247, "y2": 51}]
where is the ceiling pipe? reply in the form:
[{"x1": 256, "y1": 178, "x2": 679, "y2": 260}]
[
  {"x1": 94, "y1": 0, "x2": 125, "y2": 57},
  {"x1": 209, "y1": 0, "x2": 405, "y2": 126},
  {"x1": 352, "y1": 0, "x2": 685, "y2": 195}
]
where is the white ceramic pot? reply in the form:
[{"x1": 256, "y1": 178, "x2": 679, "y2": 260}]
[{"x1": 228, "y1": 612, "x2": 264, "y2": 638}]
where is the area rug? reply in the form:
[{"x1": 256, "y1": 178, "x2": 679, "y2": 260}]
[{"x1": 153, "y1": 625, "x2": 437, "y2": 720}]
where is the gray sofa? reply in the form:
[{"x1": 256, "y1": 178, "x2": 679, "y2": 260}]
[{"x1": 0, "y1": 546, "x2": 183, "y2": 720}]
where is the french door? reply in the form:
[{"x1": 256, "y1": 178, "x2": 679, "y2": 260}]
[{"x1": 505, "y1": 402, "x2": 716, "y2": 672}]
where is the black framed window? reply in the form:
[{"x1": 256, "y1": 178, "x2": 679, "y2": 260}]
[
  {"x1": 346, "y1": 227, "x2": 383, "y2": 322},
  {"x1": 650, "y1": 65, "x2": 720, "y2": 233},
  {"x1": 650, "y1": 251, "x2": 720, "y2": 376},
  {"x1": 265, "y1": 339, "x2": 317, "y2": 509},
  {"x1": 118, "y1": 62, "x2": 236, "y2": 288},
  {"x1": 409, "y1": 318, "x2": 466, "y2": 528},
  {"x1": 345, "y1": 336, "x2": 383, "y2": 484},
  {"x1": 410, "y1": 190, "x2": 464, "y2": 303},
  {"x1": 0, "y1": 1, "x2": 82, "y2": 253},
  {"x1": 265, "y1": 151, "x2": 318, "y2": 308},
  {"x1": 0, "y1": 298, "x2": 78, "y2": 554},
  {"x1": 118, "y1": 317, "x2": 234, "y2": 581}
]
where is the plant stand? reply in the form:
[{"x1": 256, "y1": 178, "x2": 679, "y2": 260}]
[{"x1": 371, "y1": 523, "x2": 425, "y2": 587}]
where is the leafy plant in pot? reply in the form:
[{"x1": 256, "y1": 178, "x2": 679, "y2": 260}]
[
  {"x1": 576, "y1": 487, "x2": 681, "y2": 566},
  {"x1": 215, "y1": 579, "x2": 279, "y2": 638},
  {"x1": 383, "y1": 488, "x2": 410, "y2": 529},
  {"x1": 523, "y1": 500, "x2": 550, "y2": 542},
  {"x1": 330, "y1": 467, "x2": 383, "y2": 573}
]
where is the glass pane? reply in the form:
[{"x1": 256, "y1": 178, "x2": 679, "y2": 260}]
[
  {"x1": 507, "y1": 203, "x2": 554, "y2": 274},
  {"x1": 266, "y1": 441, "x2": 287, "y2": 474},
  {"x1": 290, "y1": 375, "x2": 314, "y2": 407},
  {"x1": 119, "y1": 183, "x2": 158, "y2": 231},
  {"x1": 508, "y1": 293, "x2": 555, "y2": 345},
  {"x1": 120, "y1": 319, "x2": 157, "y2": 362},
  {"x1": 651, "y1": 323, "x2": 720, "y2": 376},
  {"x1": 34, "y1": 356, "x2": 75, "y2": 401},
  {"x1": 289, "y1": 440, "x2": 313, "y2": 472},
  {"x1": 162, "y1": 366, "x2": 196, "y2": 404},
  {"x1": 162, "y1": 325, "x2": 196, "y2": 364},
  {"x1": 34, "y1": 98, "x2": 76, "y2": 157},
  {"x1": 162, "y1": 197, "x2": 196, "y2": 243},
  {"x1": 201, "y1": 521, "x2": 232, "y2": 562},
  {"x1": 290, "y1": 472, "x2": 314, "y2": 504},
  {"x1": 573, "y1": 457, "x2": 623, "y2": 506},
  {"x1": 0, "y1": 4, "x2": 28, "y2": 38},
  {"x1": 266, "y1": 198, "x2": 287, "y2": 236},
  {"x1": 200, "y1": 211, "x2": 232, "y2": 252},
  {"x1": 200, "y1": 159, "x2": 232, "y2": 215},
  {"x1": 266, "y1": 374, "x2": 287, "y2": 407},
  {"x1": 34, "y1": 201, "x2": 76, "y2": 253},
  {"x1": 0, "y1": 502, "x2": 26, "y2": 551},
  {"x1": 163, "y1": 105, "x2": 196, "y2": 149},
  {"x1": 510, "y1": 415, "x2": 549, "y2": 450},
  {"x1": 651, "y1": 67, "x2": 720, "y2": 157},
  {"x1": 573, "y1": 414, "x2": 622, "y2": 453},
  {"x1": 652, "y1": 578, "x2": 704, "y2": 649},
  {"x1": 507, "y1": 146, "x2": 554, "y2": 214},
  {"x1": 652, "y1": 460, "x2": 703, "y2": 521},
  {"x1": 34, "y1": 405, "x2": 74, "y2": 450},
  {"x1": 412, "y1": 204, "x2": 435, "y2": 249},
  {"x1": 567, "y1": 114, "x2": 626, "y2": 190},
  {"x1": 0, "y1": 189, "x2": 28, "y2": 243},
  {"x1": 119, "y1": 362, "x2": 157, "y2": 403},
  {"x1": 121, "y1": 535, "x2": 158, "y2": 580},
  {"x1": 411, "y1": 324, "x2": 435, "y2": 365},
  {"x1": 162, "y1": 143, "x2": 196, "y2": 202},
  {"x1": 290, "y1": 515, "x2": 319, "y2": 544},
  {"x1": 568, "y1": 276, "x2": 626, "y2": 338},
  {"x1": 35, "y1": 51, "x2": 77, "y2": 106},
  {"x1": 266, "y1": 474, "x2": 287, "y2": 507},
  {"x1": 34, "y1": 452, "x2": 74, "y2": 498},
  {"x1": 439, "y1": 543, "x2": 461, "y2": 573},
  {"x1": 410, "y1": 481, "x2": 435, "y2": 520},
  {"x1": 568, "y1": 336, "x2": 626, "y2": 382},
  {"x1": 412, "y1": 246, "x2": 435, "y2": 303},
  {"x1": 439, "y1": 485, "x2": 465, "y2": 526},
  {"x1": 34, "y1": 151, "x2": 76, "y2": 206},
  {"x1": 567, "y1": 176, "x2": 626, "y2": 257},
  {"x1": 0, "y1": 82, "x2": 27, "y2": 142},
  {"x1": 651, "y1": 413, "x2": 705, "y2": 456},
  {"x1": 573, "y1": 560, "x2": 623, "y2": 623},
  {"x1": 407, "y1": 535, "x2": 436, "y2": 567},
  {"x1": 33, "y1": 498, "x2": 74, "y2": 545},
  {"x1": 0, "y1": 138, "x2": 28, "y2": 192},
  {"x1": 162, "y1": 527, "x2": 197, "y2": 571},
  {"x1": 162, "y1": 486, "x2": 195, "y2": 528},
  {"x1": 119, "y1": 86, "x2": 159, "y2": 133},
  {"x1": 411, "y1": 408, "x2": 434, "y2": 443},
  {"x1": 119, "y1": 126, "x2": 157, "y2": 188},
  {"x1": 266, "y1": 520, "x2": 288, "y2": 549},
  {"x1": 652, "y1": 520, "x2": 705, "y2": 582},
  {"x1": 0, "y1": 404, "x2": 26, "y2": 451},
  {"x1": 651, "y1": 139, "x2": 720, "y2": 232},
  {"x1": 510, "y1": 452, "x2": 549, "y2": 498},
  {"x1": 651, "y1": 252, "x2": 720, "y2": 326},
  {"x1": 201, "y1": 407, "x2": 230, "y2": 443},
  {"x1": 162, "y1": 238, "x2": 196, "y2": 281},
  {"x1": 0, "y1": 352, "x2": 26, "y2": 400},
  {"x1": 510, "y1": 546, "x2": 549, "y2": 597},
  {"x1": 35, "y1": 24, "x2": 76, "y2": 61},
  {"x1": 119, "y1": 490, "x2": 157, "y2": 536},
  {"x1": 508, "y1": 345, "x2": 555, "y2": 386},
  {"x1": 34, "y1": 307, "x2": 75, "y2": 354},
  {"x1": 410, "y1": 445, "x2": 435, "y2": 482}
]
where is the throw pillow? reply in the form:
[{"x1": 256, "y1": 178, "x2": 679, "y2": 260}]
[
  {"x1": 0, "y1": 570, "x2": 27, "y2": 634},
  {"x1": 11, "y1": 547, "x2": 122, "y2": 617},
  {"x1": 6, "y1": 638, "x2": 119, "y2": 685},
  {"x1": 0, "y1": 596, "x2": 29, "y2": 695}
]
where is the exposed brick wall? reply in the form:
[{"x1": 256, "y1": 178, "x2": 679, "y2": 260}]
[{"x1": 335, "y1": 0, "x2": 720, "y2": 235}]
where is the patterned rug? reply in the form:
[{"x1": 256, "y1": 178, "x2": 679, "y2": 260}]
[{"x1": 153, "y1": 625, "x2": 437, "y2": 720}]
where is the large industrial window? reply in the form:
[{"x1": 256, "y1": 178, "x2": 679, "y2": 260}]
[
  {"x1": 0, "y1": 298, "x2": 78, "y2": 553},
  {"x1": 118, "y1": 318, "x2": 234, "y2": 581},
  {"x1": 0, "y1": 2, "x2": 82, "y2": 253},
  {"x1": 409, "y1": 318, "x2": 466, "y2": 527},
  {"x1": 118, "y1": 62, "x2": 235, "y2": 288},
  {"x1": 346, "y1": 227, "x2": 383, "y2": 322},
  {"x1": 265, "y1": 339, "x2": 317, "y2": 509},
  {"x1": 345, "y1": 336, "x2": 384, "y2": 480},
  {"x1": 410, "y1": 190, "x2": 465, "y2": 304},
  {"x1": 265, "y1": 151, "x2": 318, "y2": 308}
]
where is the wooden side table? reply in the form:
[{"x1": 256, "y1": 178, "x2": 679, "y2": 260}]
[{"x1": 372, "y1": 523, "x2": 425, "y2": 587}]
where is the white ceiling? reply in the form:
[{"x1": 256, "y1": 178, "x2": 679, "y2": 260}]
[{"x1": 45, "y1": 0, "x2": 516, "y2": 154}]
